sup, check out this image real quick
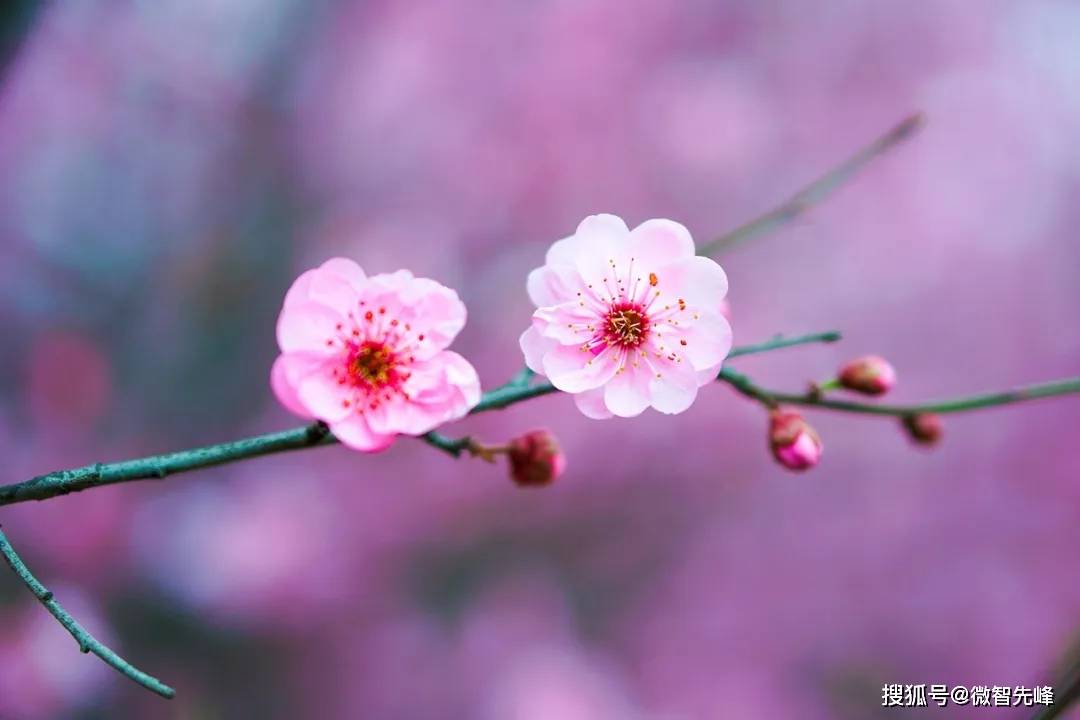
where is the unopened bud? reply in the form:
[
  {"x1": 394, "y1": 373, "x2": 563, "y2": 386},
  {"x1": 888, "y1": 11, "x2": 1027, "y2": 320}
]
[
  {"x1": 838, "y1": 355, "x2": 896, "y2": 396},
  {"x1": 902, "y1": 413, "x2": 942, "y2": 446},
  {"x1": 508, "y1": 429, "x2": 566, "y2": 487},
  {"x1": 769, "y1": 410, "x2": 823, "y2": 471}
]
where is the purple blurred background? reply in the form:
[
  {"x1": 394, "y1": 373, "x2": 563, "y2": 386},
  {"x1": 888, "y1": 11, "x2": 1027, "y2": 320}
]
[{"x1": 1, "y1": 1, "x2": 1079, "y2": 718}]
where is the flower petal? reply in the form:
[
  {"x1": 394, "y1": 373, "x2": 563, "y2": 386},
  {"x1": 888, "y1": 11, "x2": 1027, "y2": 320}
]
[
  {"x1": 542, "y1": 342, "x2": 621, "y2": 394},
  {"x1": 284, "y1": 259, "x2": 366, "y2": 313},
  {"x1": 438, "y1": 350, "x2": 482, "y2": 412},
  {"x1": 318, "y1": 257, "x2": 367, "y2": 288},
  {"x1": 271, "y1": 353, "x2": 325, "y2": 418},
  {"x1": 572, "y1": 387, "x2": 613, "y2": 419},
  {"x1": 628, "y1": 219, "x2": 695, "y2": 270},
  {"x1": 295, "y1": 365, "x2": 354, "y2": 423},
  {"x1": 532, "y1": 302, "x2": 599, "y2": 344},
  {"x1": 647, "y1": 354, "x2": 700, "y2": 414},
  {"x1": 330, "y1": 413, "x2": 395, "y2": 452},
  {"x1": 656, "y1": 256, "x2": 729, "y2": 315},
  {"x1": 603, "y1": 366, "x2": 651, "y2": 418},
  {"x1": 520, "y1": 326, "x2": 556, "y2": 375},
  {"x1": 552, "y1": 214, "x2": 627, "y2": 285},
  {"x1": 663, "y1": 309, "x2": 733, "y2": 373},
  {"x1": 366, "y1": 272, "x2": 467, "y2": 354},
  {"x1": 526, "y1": 264, "x2": 580, "y2": 307},
  {"x1": 276, "y1": 302, "x2": 345, "y2": 354}
]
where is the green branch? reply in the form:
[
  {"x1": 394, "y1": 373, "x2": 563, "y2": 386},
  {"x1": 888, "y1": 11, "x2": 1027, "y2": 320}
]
[
  {"x1": 717, "y1": 367, "x2": 1080, "y2": 416},
  {"x1": 0, "y1": 527, "x2": 176, "y2": 699},
  {"x1": 0, "y1": 331, "x2": 839, "y2": 506},
  {"x1": 698, "y1": 112, "x2": 925, "y2": 256}
]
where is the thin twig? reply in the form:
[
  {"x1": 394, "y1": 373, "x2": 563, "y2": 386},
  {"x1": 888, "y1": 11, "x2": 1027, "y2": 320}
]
[
  {"x1": 698, "y1": 112, "x2": 925, "y2": 256},
  {"x1": 726, "y1": 331, "x2": 842, "y2": 359},
  {"x1": 0, "y1": 527, "x2": 176, "y2": 699},
  {"x1": 0, "y1": 423, "x2": 334, "y2": 506},
  {"x1": 421, "y1": 431, "x2": 473, "y2": 457},
  {"x1": 0, "y1": 332, "x2": 837, "y2": 506},
  {"x1": 717, "y1": 367, "x2": 1080, "y2": 416}
]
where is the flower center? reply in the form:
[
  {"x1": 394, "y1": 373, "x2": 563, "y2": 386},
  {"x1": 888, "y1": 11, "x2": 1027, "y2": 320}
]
[
  {"x1": 605, "y1": 302, "x2": 649, "y2": 348},
  {"x1": 347, "y1": 341, "x2": 397, "y2": 389}
]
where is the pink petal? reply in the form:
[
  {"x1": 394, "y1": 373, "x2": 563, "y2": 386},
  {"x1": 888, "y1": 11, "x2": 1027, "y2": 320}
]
[
  {"x1": 603, "y1": 366, "x2": 651, "y2": 418},
  {"x1": 664, "y1": 309, "x2": 733, "y2": 373},
  {"x1": 542, "y1": 342, "x2": 621, "y2": 394},
  {"x1": 628, "y1": 219, "x2": 696, "y2": 269},
  {"x1": 575, "y1": 213, "x2": 630, "y2": 246},
  {"x1": 438, "y1": 350, "x2": 482, "y2": 412},
  {"x1": 295, "y1": 365, "x2": 354, "y2": 423},
  {"x1": 526, "y1": 264, "x2": 580, "y2": 307},
  {"x1": 654, "y1": 256, "x2": 729, "y2": 315},
  {"x1": 572, "y1": 387, "x2": 613, "y2": 419},
  {"x1": 647, "y1": 355, "x2": 700, "y2": 414},
  {"x1": 519, "y1": 326, "x2": 556, "y2": 375},
  {"x1": 545, "y1": 234, "x2": 579, "y2": 267},
  {"x1": 283, "y1": 259, "x2": 366, "y2": 313},
  {"x1": 377, "y1": 351, "x2": 481, "y2": 435},
  {"x1": 318, "y1": 257, "x2": 367, "y2": 287},
  {"x1": 330, "y1": 413, "x2": 395, "y2": 452},
  {"x1": 532, "y1": 302, "x2": 599, "y2": 344},
  {"x1": 695, "y1": 361, "x2": 725, "y2": 385},
  {"x1": 270, "y1": 353, "x2": 323, "y2": 418},
  {"x1": 570, "y1": 214, "x2": 633, "y2": 287},
  {"x1": 276, "y1": 302, "x2": 345, "y2": 354},
  {"x1": 367, "y1": 272, "x2": 467, "y2": 354},
  {"x1": 283, "y1": 269, "x2": 318, "y2": 308}
]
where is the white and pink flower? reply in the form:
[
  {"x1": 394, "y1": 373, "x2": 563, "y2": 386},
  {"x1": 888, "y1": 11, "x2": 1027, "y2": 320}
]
[
  {"x1": 520, "y1": 214, "x2": 732, "y2": 418},
  {"x1": 271, "y1": 258, "x2": 481, "y2": 451}
]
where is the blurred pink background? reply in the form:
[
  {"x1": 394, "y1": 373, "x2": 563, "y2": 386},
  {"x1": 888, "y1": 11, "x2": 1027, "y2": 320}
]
[{"x1": 1, "y1": 1, "x2": 1078, "y2": 718}]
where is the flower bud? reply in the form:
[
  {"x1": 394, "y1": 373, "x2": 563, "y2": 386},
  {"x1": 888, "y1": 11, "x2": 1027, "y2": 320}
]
[
  {"x1": 838, "y1": 355, "x2": 896, "y2": 396},
  {"x1": 768, "y1": 410, "x2": 823, "y2": 471},
  {"x1": 901, "y1": 413, "x2": 942, "y2": 446},
  {"x1": 507, "y1": 429, "x2": 566, "y2": 487}
]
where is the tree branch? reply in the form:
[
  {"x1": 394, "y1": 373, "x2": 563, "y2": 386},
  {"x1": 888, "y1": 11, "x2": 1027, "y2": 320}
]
[
  {"x1": 717, "y1": 367, "x2": 1080, "y2": 416},
  {"x1": 698, "y1": 112, "x2": 925, "y2": 256},
  {"x1": 0, "y1": 527, "x2": 175, "y2": 699}
]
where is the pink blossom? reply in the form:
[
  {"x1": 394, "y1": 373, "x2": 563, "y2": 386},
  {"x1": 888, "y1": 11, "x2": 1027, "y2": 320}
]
[
  {"x1": 838, "y1": 355, "x2": 897, "y2": 396},
  {"x1": 271, "y1": 258, "x2": 481, "y2": 451},
  {"x1": 768, "y1": 411, "x2": 823, "y2": 471},
  {"x1": 507, "y1": 429, "x2": 566, "y2": 487},
  {"x1": 902, "y1": 413, "x2": 943, "y2": 446},
  {"x1": 520, "y1": 214, "x2": 732, "y2": 418}
]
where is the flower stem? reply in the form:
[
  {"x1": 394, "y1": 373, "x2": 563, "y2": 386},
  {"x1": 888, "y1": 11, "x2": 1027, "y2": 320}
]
[
  {"x1": 698, "y1": 112, "x2": 925, "y2": 257},
  {"x1": 717, "y1": 367, "x2": 1080, "y2": 416},
  {"x1": 0, "y1": 527, "x2": 176, "y2": 699},
  {"x1": 726, "y1": 330, "x2": 842, "y2": 359}
]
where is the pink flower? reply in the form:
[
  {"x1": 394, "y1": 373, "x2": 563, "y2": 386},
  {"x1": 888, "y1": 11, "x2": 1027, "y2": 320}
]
[
  {"x1": 901, "y1": 413, "x2": 943, "y2": 446},
  {"x1": 838, "y1": 355, "x2": 897, "y2": 396},
  {"x1": 271, "y1": 258, "x2": 481, "y2": 451},
  {"x1": 769, "y1": 410, "x2": 823, "y2": 471},
  {"x1": 507, "y1": 429, "x2": 566, "y2": 487},
  {"x1": 520, "y1": 214, "x2": 732, "y2": 418}
]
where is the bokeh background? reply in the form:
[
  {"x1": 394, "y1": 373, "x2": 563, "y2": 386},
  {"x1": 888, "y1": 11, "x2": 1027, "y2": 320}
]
[{"x1": 1, "y1": 1, "x2": 1078, "y2": 718}]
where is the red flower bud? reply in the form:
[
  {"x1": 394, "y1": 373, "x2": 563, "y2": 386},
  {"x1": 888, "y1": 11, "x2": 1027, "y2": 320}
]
[
  {"x1": 838, "y1": 355, "x2": 897, "y2": 396},
  {"x1": 902, "y1": 413, "x2": 943, "y2": 446},
  {"x1": 769, "y1": 410, "x2": 823, "y2": 471},
  {"x1": 507, "y1": 430, "x2": 566, "y2": 487}
]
